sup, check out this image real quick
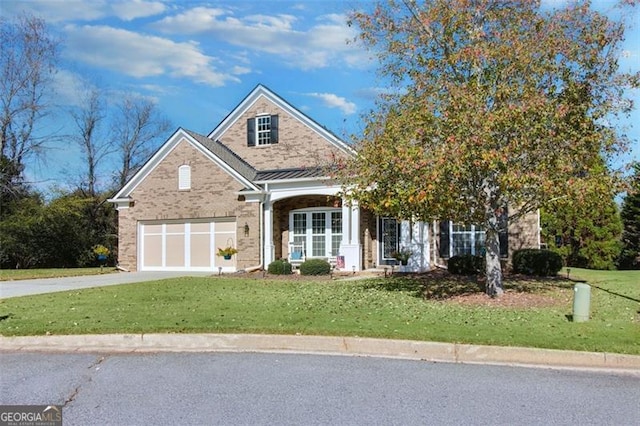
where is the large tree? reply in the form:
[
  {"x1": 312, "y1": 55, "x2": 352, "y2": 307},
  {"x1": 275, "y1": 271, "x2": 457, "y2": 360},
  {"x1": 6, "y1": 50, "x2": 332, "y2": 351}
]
[
  {"x1": 0, "y1": 14, "x2": 58, "y2": 186},
  {"x1": 342, "y1": 0, "x2": 636, "y2": 295},
  {"x1": 70, "y1": 85, "x2": 110, "y2": 197},
  {"x1": 619, "y1": 162, "x2": 640, "y2": 269}
]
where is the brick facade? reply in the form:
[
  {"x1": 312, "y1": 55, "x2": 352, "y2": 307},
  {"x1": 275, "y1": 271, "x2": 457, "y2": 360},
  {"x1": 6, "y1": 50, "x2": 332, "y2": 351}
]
[
  {"x1": 117, "y1": 139, "x2": 260, "y2": 271},
  {"x1": 217, "y1": 98, "x2": 349, "y2": 170}
]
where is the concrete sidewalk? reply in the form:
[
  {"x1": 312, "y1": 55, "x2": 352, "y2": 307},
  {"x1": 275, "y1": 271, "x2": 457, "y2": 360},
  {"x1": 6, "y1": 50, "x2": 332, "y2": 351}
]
[{"x1": 1, "y1": 333, "x2": 639, "y2": 375}]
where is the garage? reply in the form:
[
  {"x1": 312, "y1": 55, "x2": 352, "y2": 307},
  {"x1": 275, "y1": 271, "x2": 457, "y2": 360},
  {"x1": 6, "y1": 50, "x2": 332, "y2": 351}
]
[{"x1": 138, "y1": 219, "x2": 236, "y2": 271}]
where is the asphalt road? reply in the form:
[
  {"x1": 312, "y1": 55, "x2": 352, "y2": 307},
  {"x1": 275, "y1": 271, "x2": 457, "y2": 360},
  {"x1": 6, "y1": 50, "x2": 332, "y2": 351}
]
[
  {"x1": 0, "y1": 271, "x2": 212, "y2": 298},
  {"x1": 1, "y1": 352, "x2": 638, "y2": 425}
]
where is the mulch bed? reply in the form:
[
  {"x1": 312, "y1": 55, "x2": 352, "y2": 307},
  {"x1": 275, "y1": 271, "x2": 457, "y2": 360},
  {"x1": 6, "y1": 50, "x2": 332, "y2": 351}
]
[{"x1": 215, "y1": 268, "x2": 572, "y2": 308}]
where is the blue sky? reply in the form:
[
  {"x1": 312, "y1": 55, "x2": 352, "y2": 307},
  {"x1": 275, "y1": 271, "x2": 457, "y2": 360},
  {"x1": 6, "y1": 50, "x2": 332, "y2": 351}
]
[{"x1": 2, "y1": 0, "x2": 639, "y2": 191}]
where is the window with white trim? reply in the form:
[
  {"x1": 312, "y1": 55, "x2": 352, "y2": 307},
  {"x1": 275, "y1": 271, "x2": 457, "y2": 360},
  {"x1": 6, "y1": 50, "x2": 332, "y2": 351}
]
[
  {"x1": 290, "y1": 208, "x2": 342, "y2": 258},
  {"x1": 178, "y1": 165, "x2": 191, "y2": 190},
  {"x1": 257, "y1": 115, "x2": 271, "y2": 146},
  {"x1": 247, "y1": 114, "x2": 279, "y2": 146},
  {"x1": 440, "y1": 215, "x2": 509, "y2": 258},
  {"x1": 451, "y1": 223, "x2": 485, "y2": 256}
]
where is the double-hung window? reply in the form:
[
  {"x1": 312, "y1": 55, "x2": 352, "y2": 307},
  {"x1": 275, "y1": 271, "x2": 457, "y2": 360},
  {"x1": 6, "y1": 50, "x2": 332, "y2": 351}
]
[
  {"x1": 451, "y1": 223, "x2": 485, "y2": 256},
  {"x1": 247, "y1": 114, "x2": 279, "y2": 146},
  {"x1": 440, "y1": 217, "x2": 508, "y2": 258}
]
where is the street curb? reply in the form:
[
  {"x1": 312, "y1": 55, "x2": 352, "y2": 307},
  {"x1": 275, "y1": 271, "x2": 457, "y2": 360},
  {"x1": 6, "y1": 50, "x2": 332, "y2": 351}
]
[{"x1": 1, "y1": 333, "x2": 639, "y2": 374}]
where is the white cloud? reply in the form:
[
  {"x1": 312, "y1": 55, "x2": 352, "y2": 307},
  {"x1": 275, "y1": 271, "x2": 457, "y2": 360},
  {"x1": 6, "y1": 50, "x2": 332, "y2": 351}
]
[
  {"x1": 2, "y1": 0, "x2": 166, "y2": 22},
  {"x1": 111, "y1": 0, "x2": 167, "y2": 21},
  {"x1": 153, "y1": 8, "x2": 362, "y2": 70},
  {"x1": 63, "y1": 24, "x2": 237, "y2": 87},
  {"x1": 306, "y1": 92, "x2": 357, "y2": 115},
  {"x1": 51, "y1": 69, "x2": 89, "y2": 107}
]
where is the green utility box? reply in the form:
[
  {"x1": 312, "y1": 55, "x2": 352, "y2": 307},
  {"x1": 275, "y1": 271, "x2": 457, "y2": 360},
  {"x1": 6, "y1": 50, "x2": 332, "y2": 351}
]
[{"x1": 572, "y1": 283, "x2": 591, "y2": 322}]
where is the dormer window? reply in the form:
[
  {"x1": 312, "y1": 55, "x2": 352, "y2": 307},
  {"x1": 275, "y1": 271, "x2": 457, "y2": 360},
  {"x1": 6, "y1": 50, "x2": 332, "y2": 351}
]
[{"x1": 247, "y1": 114, "x2": 279, "y2": 146}]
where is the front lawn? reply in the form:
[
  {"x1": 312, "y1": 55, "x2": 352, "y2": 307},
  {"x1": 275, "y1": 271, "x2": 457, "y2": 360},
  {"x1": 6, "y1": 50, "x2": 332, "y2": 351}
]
[
  {"x1": 0, "y1": 269, "x2": 638, "y2": 354},
  {"x1": 0, "y1": 267, "x2": 117, "y2": 281}
]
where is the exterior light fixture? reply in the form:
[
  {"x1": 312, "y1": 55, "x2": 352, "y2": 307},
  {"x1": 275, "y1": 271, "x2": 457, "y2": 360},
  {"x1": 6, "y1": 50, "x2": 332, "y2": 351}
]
[{"x1": 244, "y1": 222, "x2": 250, "y2": 236}]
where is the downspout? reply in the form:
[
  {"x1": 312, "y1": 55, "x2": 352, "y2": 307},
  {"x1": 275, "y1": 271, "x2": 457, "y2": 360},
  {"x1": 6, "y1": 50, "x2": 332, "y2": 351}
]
[{"x1": 243, "y1": 200, "x2": 264, "y2": 272}]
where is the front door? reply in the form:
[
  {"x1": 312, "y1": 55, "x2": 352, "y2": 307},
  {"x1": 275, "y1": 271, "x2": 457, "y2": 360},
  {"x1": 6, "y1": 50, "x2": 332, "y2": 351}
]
[{"x1": 380, "y1": 217, "x2": 400, "y2": 265}]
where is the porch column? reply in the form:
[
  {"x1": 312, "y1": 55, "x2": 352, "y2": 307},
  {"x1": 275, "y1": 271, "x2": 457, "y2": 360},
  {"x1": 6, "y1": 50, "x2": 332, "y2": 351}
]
[
  {"x1": 341, "y1": 201, "x2": 351, "y2": 245},
  {"x1": 351, "y1": 202, "x2": 360, "y2": 245},
  {"x1": 339, "y1": 200, "x2": 362, "y2": 271},
  {"x1": 263, "y1": 200, "x2": 274, "y2": 265}
]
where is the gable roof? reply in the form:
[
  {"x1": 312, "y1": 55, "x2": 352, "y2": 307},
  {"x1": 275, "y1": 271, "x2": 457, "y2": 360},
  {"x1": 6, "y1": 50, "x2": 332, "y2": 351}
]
[
  {"x1": 110, "y1": 128, "x2": 261, "y2": 201},
  {"x1": 110, "y1": 85, "x2": 353, "y2": 202},
  {"x1": 183, "y1": 129, "x2": 257, "y2": 182},
  {"x1": 207, "y1": 84, "x2": 356, "y2": 157}
]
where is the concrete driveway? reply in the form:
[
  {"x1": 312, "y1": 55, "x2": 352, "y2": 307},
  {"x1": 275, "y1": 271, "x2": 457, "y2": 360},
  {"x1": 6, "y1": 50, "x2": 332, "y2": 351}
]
[{"x1": 0, "y1": 271, "x2": 212, "y2": 298}]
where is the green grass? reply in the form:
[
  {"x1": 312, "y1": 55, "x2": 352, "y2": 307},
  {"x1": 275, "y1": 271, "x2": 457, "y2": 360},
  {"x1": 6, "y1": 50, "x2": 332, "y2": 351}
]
[
  {"x1": 1, "y1": 268, "x2": 638, "y2": 354},
  {"x1": 0, "y1": 267, "x2": 117, "y2": 281}
]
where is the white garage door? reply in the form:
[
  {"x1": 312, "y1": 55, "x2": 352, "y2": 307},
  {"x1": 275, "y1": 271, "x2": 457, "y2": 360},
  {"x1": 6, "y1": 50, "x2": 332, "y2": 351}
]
[{"x1": 139, "y1": 219, "x2": 236, "y2": 271}]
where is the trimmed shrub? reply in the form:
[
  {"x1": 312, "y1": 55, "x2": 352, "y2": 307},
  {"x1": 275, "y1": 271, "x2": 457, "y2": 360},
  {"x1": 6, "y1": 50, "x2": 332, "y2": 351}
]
[
  {"x1": 267, "y1": 259, "x2": 292, "y2": 275},
  {"x1": 512, "y1": 249, "x2": 563, "y2": 276},
  {"x1": 448, "y1": 255, "x2": 485, "y2": 275},
  {"x1": 300, "y1": 258, "x2": 331, "y2": 276}
]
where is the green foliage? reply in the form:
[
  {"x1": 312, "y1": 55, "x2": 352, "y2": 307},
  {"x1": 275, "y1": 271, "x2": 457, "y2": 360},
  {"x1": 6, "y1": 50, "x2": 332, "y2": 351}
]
[
  {"x1": 619, "y1": 163, "x2": 640, "y2": 270},
  {"x1": 300, "y1": 258, "x2": 331, "y2": 276},
  {"x1": 391, "y1": 248, "x2": 412, "y2": 265},
  {"x1": 0, "y1": 190, "x2": 117, "y2": 269},
  {"x1": 341, "y1": 0, "x2": 633, "y2": 294},
  {"x1": 541, "y1": 166, "x2": 623, "y2": 270},
  {"x1": 448, "y1": 255, "x2": 485, "y2": 275},
  {"x1": 0, "y1": 197, "x2": 47, "y2": 268},
  {"x1": 267, "y1": 259, "x2": 293, "y2": 275},
  {"x1": 512, "y1": 249, "x2": 563, "y2": 276},
  {"x1": 217, "y1": 246, "x2": 238, "y2": 257}
]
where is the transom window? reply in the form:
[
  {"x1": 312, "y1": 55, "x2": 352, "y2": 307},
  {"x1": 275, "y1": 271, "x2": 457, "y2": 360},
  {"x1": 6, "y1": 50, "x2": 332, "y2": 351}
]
[{"x1": 290, "y1": 208, "x2": 342, "y2": 258}]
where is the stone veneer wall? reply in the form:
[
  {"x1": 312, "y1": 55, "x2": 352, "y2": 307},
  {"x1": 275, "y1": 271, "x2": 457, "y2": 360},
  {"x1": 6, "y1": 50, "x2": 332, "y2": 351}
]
[{"x1": 117, "y1": 139, "x2": 260, "y2": 271}]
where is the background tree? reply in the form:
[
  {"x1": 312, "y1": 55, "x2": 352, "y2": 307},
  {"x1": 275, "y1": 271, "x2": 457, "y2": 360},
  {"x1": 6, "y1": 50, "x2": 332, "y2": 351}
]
[
  {"x1": 0, "y1": 190, "x2": 117, "y2": 269},
  {"x1": 70, "y1": 85, "x2": 110, "y2": 197},
  {"x1": 619, "y1": 162, "x2": 640, "y2": 269},
  {"x1": 112, "y1": 96, "x2": 171, "y2": 188},
  {"x1": 0, "y1": 14, "x2": 58, "y2": 190},
  {"x1": 541, "y1": 181, "x2": 623, "y2": 270},
  {"x1": 341, "y1": 0, "x2": 636, "y2": 296}
]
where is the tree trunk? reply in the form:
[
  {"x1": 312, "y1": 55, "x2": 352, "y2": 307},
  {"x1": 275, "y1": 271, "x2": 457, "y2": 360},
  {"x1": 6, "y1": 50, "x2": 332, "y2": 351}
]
[{"x1": 485, "y1": 227, "x2": 504, "y2": 297}]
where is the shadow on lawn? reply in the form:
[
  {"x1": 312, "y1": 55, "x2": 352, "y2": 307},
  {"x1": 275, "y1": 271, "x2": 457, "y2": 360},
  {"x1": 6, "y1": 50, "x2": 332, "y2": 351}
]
[{"x1": 363, "y1": 270, "x2": 573, "y2": 300}]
